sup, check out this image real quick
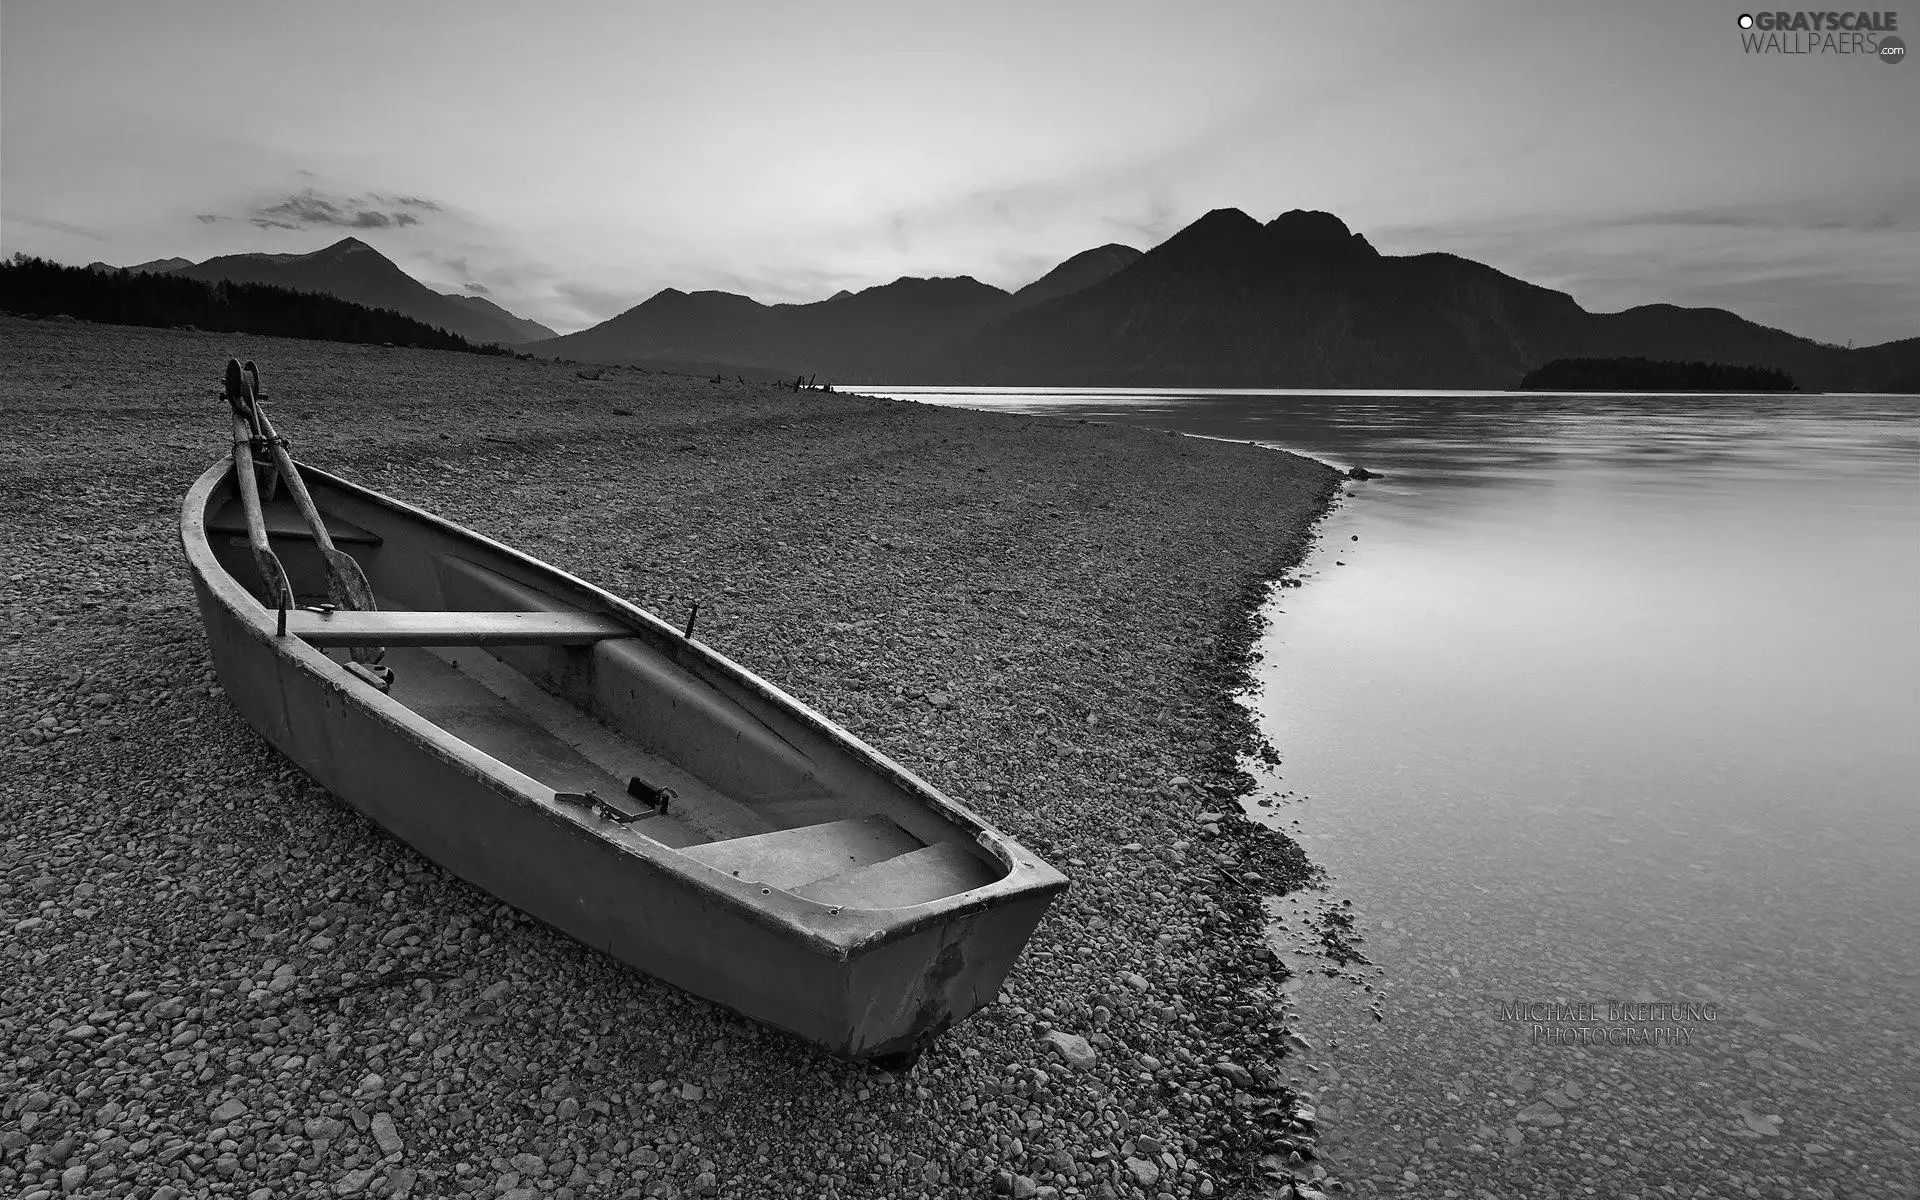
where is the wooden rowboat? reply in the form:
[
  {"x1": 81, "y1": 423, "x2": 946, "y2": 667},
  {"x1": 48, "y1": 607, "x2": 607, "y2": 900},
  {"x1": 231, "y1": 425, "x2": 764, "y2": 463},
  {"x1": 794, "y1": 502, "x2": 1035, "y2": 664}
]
[{"x1": 179, "y1": 378, "x2": 1066, "y2": 1064}]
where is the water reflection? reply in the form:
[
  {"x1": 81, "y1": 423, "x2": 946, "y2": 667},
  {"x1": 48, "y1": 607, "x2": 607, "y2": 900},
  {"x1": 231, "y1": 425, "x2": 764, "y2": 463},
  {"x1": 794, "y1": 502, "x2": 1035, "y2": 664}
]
[
  {"x1": 874, "y1": 385, "x2": 1920, "y2": 1199},
  {"x1": 883, "y1": 386, "x2": 1919, "y2": 491}
]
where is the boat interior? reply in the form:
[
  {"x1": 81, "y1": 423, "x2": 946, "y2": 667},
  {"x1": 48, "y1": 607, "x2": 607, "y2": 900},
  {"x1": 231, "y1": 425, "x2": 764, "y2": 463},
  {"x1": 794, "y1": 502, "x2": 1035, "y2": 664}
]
[{"x1": 204, "y1": 477, "x2": 1008, "y2": 911}]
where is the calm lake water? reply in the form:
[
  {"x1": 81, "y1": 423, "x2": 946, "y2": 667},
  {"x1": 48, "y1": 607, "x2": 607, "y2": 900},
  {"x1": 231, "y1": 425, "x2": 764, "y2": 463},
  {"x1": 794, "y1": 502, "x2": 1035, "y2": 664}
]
[{"x1": 870, "y1": 387, "x2": 1920, "y2": 1200}]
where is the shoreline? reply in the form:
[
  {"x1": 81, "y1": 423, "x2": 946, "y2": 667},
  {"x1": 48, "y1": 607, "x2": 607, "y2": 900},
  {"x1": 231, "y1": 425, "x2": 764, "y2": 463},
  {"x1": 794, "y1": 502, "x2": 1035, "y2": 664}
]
[{"x1": 1, "y1": 315, "x2": 1342, "y2": 1199}]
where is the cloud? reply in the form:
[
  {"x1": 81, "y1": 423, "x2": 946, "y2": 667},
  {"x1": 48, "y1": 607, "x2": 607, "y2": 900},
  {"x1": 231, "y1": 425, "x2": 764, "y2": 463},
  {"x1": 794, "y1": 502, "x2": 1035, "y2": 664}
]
[
  {"x1": 372, "y1": 194, "x2": 441, "y2": 212},
  {"x1": 242, "y1": 186, "x2": 437, "y2": 232},
  {"x1": 464, "y1": 282, "x2": 491, "y2": 295},
  {"x1": 1584, "y1": 206, "x2": 1910, "y2": 235},
  {"x1": 349, "y1": 210, "x2": 418, "y2": 228},
  {"x1": 9, "y1": 214, "x2": 109, "y2": 241},
  {"x1": 1810, "y1": 212, "x2": 1903, "y2": 231},
  {"x1": 1379, "y1": 200, "x2": 1913, "y2": 247},
  {"x1": 195, "y1": 213, "x2": 225, "y2": 224}
]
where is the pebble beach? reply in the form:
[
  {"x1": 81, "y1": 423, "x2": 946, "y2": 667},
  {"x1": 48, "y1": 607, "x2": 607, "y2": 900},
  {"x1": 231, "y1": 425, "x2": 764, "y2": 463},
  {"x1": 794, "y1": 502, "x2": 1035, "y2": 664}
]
[{"x1": 0, "y1": 315, "x2": 1343, "y2": 1200}]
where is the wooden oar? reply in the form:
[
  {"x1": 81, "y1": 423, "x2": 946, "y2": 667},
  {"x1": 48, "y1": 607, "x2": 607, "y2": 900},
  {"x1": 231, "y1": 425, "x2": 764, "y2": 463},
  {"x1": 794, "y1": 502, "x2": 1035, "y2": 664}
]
[
  {"x1": 233, "y1": 361, "x2": 384, "y2": 665},
  {"x1": 224, "y1": 360, "x2": 295, "y2": 612}
]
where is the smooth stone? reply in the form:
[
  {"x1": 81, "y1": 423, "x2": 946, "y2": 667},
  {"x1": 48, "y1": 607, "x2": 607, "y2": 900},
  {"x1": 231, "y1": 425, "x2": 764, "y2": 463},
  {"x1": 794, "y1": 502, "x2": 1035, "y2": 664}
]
[
  {"x1": 1043, "y1": 1030, "x2": 1097, "y2": 1071},
  {"x1": 371, "y1": 1112, "x2": 403, "y2": 1158}
]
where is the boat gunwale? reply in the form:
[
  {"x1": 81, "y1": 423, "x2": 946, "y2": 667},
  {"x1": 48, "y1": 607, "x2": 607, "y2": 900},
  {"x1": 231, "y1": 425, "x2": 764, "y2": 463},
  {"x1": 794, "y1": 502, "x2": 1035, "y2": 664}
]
[{"x1": 180, "y1": 456, "x2": 1069, "y2": 960}]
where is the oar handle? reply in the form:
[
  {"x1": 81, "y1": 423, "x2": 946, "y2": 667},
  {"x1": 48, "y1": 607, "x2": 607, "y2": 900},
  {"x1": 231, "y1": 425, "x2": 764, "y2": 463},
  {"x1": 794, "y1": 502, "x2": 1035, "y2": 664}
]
[{"x1": 223, "y1": 359, "x2": 264, "y2": 437}]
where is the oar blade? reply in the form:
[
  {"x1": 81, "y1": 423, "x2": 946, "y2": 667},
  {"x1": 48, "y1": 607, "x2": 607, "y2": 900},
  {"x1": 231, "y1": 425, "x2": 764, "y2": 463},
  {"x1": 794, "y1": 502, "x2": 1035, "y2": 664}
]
[
  {"x1": 252, "y1": 546, "x2": 294, "y2": 611},
  {"x1": 322, "y1": 548, "x2": 384, "y2": 663}
]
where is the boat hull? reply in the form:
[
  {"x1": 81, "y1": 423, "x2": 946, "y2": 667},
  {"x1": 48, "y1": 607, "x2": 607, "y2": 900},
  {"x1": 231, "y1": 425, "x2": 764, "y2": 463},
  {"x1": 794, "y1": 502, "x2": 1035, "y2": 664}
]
[{"x1": 182, "y1": 458, "x2": 1064, "y2": 1060}]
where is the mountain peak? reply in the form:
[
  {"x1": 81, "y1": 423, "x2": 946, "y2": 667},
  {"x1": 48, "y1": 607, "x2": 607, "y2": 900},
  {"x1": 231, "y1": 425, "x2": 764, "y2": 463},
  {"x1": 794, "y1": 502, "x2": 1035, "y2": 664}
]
[
  {"x1": 1266, "y1": 209, "x2": 1377, "y2": 258},
  {"x1": 1009, "y1": 243, "x2": 1144, "y2": 310},
  {"x1": 316, "y1": 236, "x2": 377, "y2": 258},
  {"x1": 1188, "y1": 207, "x2": 1262, "y2": 234},
  {"x1": 169, "y1": 237, "x2": 551, "y2": 344},
  {"x1": 1137, "y1": 207, "x2": 1275, "y2": 276},
  {"x1": 1266, "y1": 209, "x2": 1349, "y2": 240},
  {"x1": 1158, "y1": 207, "x2": 1267, "y2": 252},
  {"x1": 124, "y1": 256, "x2": 193, "y2": 275},
  {"x1": 634, "y1": 287, "x2": 767, "y2": 317},
  {"x1": 837, "y1": 275, "x2": 1011, "y2": 307},
  {"x1": 866, "y1": 274, "x2": 1001, "y2": 292}
]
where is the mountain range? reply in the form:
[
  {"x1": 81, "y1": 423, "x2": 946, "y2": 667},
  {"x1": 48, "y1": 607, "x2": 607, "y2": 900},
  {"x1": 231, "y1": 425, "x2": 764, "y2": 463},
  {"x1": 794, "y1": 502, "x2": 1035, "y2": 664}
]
[
  {"x1": 529, "y1": 243, "x2": 1147, "y2": 380},
  {"x1": 100, "y1": 215, "x2": 1916, "y2": 390},
  {"x1": 93, "y1": 240, "x2": 556, "y2": 347},
  {"x1": 530, "y1": 208, "x2": 1918, "y2": 391}
]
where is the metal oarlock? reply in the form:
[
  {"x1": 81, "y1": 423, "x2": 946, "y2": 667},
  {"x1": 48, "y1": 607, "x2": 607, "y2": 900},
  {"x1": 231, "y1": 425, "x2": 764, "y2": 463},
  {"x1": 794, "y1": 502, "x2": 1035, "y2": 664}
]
[
  {"x1": 628, "y1": 775, "x2": 677, "y2": 815},
  {"x1": 344, "y1": 662, "x2": 394, "y2": 693},
  {"x1": 554, "y1": 789, "x2": 655, "y2": 824}
]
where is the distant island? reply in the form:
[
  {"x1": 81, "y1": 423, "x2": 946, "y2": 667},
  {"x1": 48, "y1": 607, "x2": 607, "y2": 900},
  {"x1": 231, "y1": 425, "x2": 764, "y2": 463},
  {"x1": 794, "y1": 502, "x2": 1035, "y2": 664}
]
[{"x1": 1518, "y1": 357, "x2": 1798, "y2": 392}]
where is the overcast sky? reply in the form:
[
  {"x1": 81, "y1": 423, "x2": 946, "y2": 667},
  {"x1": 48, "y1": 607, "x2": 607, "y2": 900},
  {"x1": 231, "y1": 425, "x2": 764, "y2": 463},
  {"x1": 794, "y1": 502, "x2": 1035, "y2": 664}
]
[{"x1": 4, "y1": 0, "x2": 1915, "y2": 341}]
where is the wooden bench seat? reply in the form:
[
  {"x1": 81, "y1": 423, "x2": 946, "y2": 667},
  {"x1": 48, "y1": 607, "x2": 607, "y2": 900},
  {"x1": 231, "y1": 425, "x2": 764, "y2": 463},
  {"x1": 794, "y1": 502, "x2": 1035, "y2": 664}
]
[
  {"x1": 679, "y1": 817, "x2": 924, "y2": 889},
  {"x1": 791, "y1": 842, "x2": 1000, "y2": 908},
  {"x1": 287, "y1": 609, "x2": 633, "y2": 647}
]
